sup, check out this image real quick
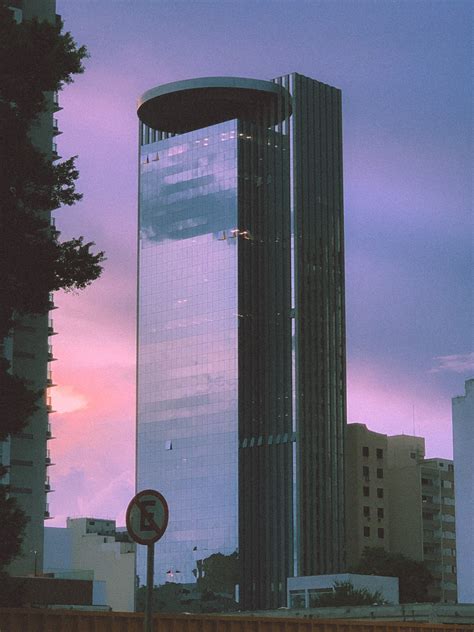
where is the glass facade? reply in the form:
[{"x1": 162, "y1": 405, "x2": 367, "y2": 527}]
[
  {"x1": 136, "y1": 74, "x2": 346, "y2": 609},
  {"x1": 137, "y1": 121, "x2": 239, "y2": 585}
]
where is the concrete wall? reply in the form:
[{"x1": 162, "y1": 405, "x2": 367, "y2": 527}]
[
  {"x1": 452, "y1": 378, "x2": 474, "y2": 603},
  {"x1": 387, "y1": 460, "x2": 423, "y2": 561},
  {"x1": 345, "y1": 424, "x2": 390, "y2": 568},
  {"x1": 44, "y1": 519, "x2": 135, "y2": 612},
  {"x1": 44, "y1": 526, "x2": 72, "y2": 570}
]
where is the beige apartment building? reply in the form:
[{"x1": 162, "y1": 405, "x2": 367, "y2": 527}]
[
  {"x1": 44, "y1": 518, "x2": 136, "y2": 611},
  {"x1": 346, "y1": 424, "x2": 457, "y2": 603},
  {"x1": 345, "y1": 424, "x2": 390, "y2": 568}
]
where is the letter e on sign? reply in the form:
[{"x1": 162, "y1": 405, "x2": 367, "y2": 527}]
[{"x1": 126, "y1": 489, "x2": 169, "y2": 545}]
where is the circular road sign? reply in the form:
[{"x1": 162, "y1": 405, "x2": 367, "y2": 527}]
[{"x1": 126, "y1": 489, "x2": 169, "y2": 546}]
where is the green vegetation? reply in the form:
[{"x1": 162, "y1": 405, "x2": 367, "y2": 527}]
[
  {"x1": 353, "y1": 546, "x2": 434, "y2": 603},
  {"x1": 196, "y1": 551, "x2": 239, "y2": 595},
  {"x1": 0, "y1": 5, "x2": 104, "y2": 572},
  {"x1": 311, "y1": 581, "x2": 387, "y2": 607},
  {"x1": 136, "y1": 551, "x2": 240, "y2": 614},
  {"x1": 136, "y1": 582, "x2": 239, "y2": 614}
]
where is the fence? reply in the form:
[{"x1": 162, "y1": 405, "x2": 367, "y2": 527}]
[{"x1": 0, "y1": 609, "x2": 470, "y2": 632}]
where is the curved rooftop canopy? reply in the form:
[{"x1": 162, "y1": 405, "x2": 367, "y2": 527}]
[{"x1": 137, "y1": 76, "x2": 291, "y2": 134}]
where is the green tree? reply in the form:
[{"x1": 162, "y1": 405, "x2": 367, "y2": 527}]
[
  {"x1": 0, "y1": 5, "x2": 104, "y2": 572},
  {"x1": 352, "y1": 547, "x2": 434, "y2": 603},
  {"x1": 0, "y1": 359, "x2": 41, "y2": 441},
  {"x1": 0, "y1": 466, "x2": 28, "y2": 569},
  {"x1": 196, "y1": 551, "x2": 239, "y2": 596},
  {"x1": 312, "y1": 581, "x2": 388, "y2": 607},
  {"x1": 0, "y1": 5, "x2": 104, "y2": 341},
  {"x1": 0, "y1": 5, "x2": 87, "y2": 123},
  {"x1": 136, "y1": 583, "x2": 198, "y2": 613}
]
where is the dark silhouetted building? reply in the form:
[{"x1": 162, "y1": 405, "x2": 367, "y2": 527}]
[{"x1": 1, "y1": 0, "x2": 59, "y2": 577}]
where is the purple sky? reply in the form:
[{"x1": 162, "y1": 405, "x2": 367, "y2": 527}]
[{"x1": 48, "y1": 0, "x2": 472, "y2": 526}]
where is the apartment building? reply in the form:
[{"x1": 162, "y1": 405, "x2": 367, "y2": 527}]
[{"x1": 346, "y1": 424, "x2": 457, "y2": 602}]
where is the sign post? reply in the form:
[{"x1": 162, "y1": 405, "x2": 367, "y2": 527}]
[{"x1": 126, "y1": 489, "x2": 169, "y2": 632}]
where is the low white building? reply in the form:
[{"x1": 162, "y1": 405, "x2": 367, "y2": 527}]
[
  {"x1": 452, "y1": 378, "x2": 474, "y2": 604},
  {"x1": 287, "y1": 573, "x2": 399, "y2": 608},
  {"x1": 44, "y1": 517, "x2": 135, "y2": 611}
]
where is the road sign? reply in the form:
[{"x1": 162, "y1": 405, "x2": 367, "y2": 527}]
[{"x1": 126, "y1": 489, "x2": 169, "y2": 546}]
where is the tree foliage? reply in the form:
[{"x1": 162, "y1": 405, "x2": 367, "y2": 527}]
[
  {"x1": 0, "y1": 5, "x2": 104, "y2": 339},
  {"x1": 312, "y1": 581, "x2": 388, "y2": 607},
  {"x1": 0, "y1": 466, "x2": 28, "y2": 570},
  {"x1": 0, "y1": 5, "x2": 87, "y2": 123},
  {"x1": 0, "y1": 5, "x2": 104, "y2": 571},
  {"x1": 0, "y1": 359, "x2": 41, "y2": 441},
  {"x1": 352, "y1": 547, "x2": 434, "y2": 603},
  {"x1": 136, "y1": 583, "x2": 185, "y2": 613},
  {"x1": 136, "y1": 582, "x2": 239, "y2": 615},
  {"x1": 135, "y1": 552, "x2": 240, "y2": 614},
  {"x1": 196, "y1": 551, "x2": 239, "y2": 595}
]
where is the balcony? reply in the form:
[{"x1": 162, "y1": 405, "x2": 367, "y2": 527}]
[
  {"x1": 45, "y1": 449, "x2": 55, "y2": 467},
  {"x1": 46, "y1": 422, "x2": 55, "y2": 440},
  {"x1": 44, "y1": 502, "x2": 53, "y2": 519},
  {"x1": 421, "y1": 497, "x2": 441, "y2": 510},
  {"x1": 52, "y1": 91, "x2": 62, "y2": 112},
  {"x1": 52, "y1": 117, "x2": 62, "y2": 136},
  {"x1": 51, "y1": 142, "x2": 61, "y2": 161},
  {"x1": 46, "y1": 396, "x2": 56, "y2": 414},
  {"x1": 46, "y1": 370, "x2": 57, "y2": 388},
  {"x1": 50, "y1": 217, "x2": 60, "y2": 240},
  {"x1": 48, "y1": 293, "x2": 57, "y2": 310},
  {"x1": 44, "y1": 476, "x2": 54, "y2": 493},
  {"x1": 48, "y1": 345, "x2": 57, "y2": 362},
  {"x1": 48, "y1": 318, "x2": 57, "y2": 336}
]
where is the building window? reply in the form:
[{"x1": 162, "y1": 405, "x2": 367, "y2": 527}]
[
  {"x1": 363, "y1": 506, "x2": 370, "y2": 517},
  {"x1": 363, "y1": 486, "x2": 370, "y2": 497},
  {"x1": 448, "y1": 464, "x2": 454, "y2": 472},
  {"x1": 377, "y1": 488, "x2": 384, "y2": 499},
  {"x1": 363, "y1": 465, "x2": 370, "y2": 479},
  {"x1": 377, "y1": 468, "x2": 383, "y2": 479},
  {"x1": 364, "y1": 526, "x2": 370, "y2": 537},
  {"x1": 165, "y1": 440, "x2": 172, "y2": 450},
  {"x1": 362, "y1": 446, "x2": 369, "y2": 457},
  {"x1": 376, "y1": 448, "x2": 383, "y2": 459},
  {"x1": 410, "y1": 452, "x2": 416, "y2": 459},
  {"x1": 377, "y1": 507, "x2": 384, "y2": 519},
  {"x1": 378, "y1": 528, "x2": 385, "y2": 539}
]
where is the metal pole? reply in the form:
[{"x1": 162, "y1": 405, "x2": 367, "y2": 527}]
[{"x1": 144, "y1": 542, "x2": 154, "y2": 632}]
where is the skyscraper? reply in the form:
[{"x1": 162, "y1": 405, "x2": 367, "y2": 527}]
[{"x1": 136, "y1": 74, "x2": 346, "y2": 609}]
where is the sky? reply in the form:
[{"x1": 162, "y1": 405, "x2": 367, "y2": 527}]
[{"x1": 48, "y1": 0, "x2": 472, "y2": 527}]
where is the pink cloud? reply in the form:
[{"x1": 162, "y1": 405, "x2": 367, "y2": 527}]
[
  {"x1": 347, "y1": 358, "x2": 453, "y2": 459},
  {"x1": 430, "y1": 352, "x2": 474, "y2": 374}
]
